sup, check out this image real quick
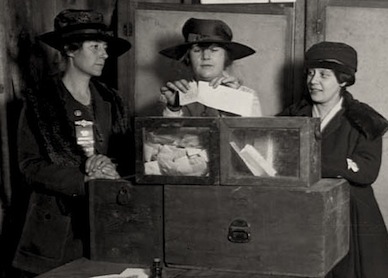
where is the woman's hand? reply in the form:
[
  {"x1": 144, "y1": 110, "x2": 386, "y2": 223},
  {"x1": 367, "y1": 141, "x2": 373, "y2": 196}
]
[
  {"x1": 160, "y1": 79, "x2": 191, "y2": 105},
  {"x1": 84, "y1": 167, "x2": 120, "y2": 182},
  {"x1": 84, "y1": 154, "x2": 120, "y2": 181},
  {"x1": 209, "y1": 71, "x2": 241, "y2": 89}
]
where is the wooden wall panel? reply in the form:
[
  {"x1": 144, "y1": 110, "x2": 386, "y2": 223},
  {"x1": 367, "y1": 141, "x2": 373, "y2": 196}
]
[
  {"x1": 0, "y1": 0, "x2": 10, "y2": 235},
  {"x1": 120, "y1": 2, "x2": 295, "y2": 117}
]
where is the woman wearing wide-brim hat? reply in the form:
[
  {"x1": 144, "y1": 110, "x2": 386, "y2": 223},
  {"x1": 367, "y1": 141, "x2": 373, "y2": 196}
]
[
  {"x1": 12, "y1": 9, "x2": 132, "y2": 275},
  {"x1": 159, "y1": 17, "x2": 262, "y2": 117},
  {"x1": 280, "y1": 41, "x2": 388, "y2": 277}
]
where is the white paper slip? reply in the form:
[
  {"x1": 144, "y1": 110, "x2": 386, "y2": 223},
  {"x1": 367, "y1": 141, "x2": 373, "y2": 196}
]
[
  {"x1": 90, "y1": 267, "x2": 149, "y2": 278},
  {"x1": 239, "y1": 144, "x2": 277, "y2": 177},
  {"x1": 178, "y1": 81, "x2": 253, "y2": 116},
  {"x1": 230, "y1": 141, "x2": 277, "y2": 177},
  {"x1": 178, "y1": 81, "x2": 198, "y2": 106}
]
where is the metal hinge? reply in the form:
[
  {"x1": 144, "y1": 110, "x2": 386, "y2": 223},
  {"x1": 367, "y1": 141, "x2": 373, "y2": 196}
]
[
  {"x1": 122, "y1": 22, "x2": 132, "y2": 37},
  {"x1": 316, "y1": 18, "x2": 322, "y2": 35}
]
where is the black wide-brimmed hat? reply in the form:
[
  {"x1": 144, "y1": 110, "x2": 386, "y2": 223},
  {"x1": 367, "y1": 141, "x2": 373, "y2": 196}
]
[
  {"x1": 159, "y1": 18, "x2": 255, "y2": 61},
  {"x1": 38, "y1": 9, "x2": 131, "y2": 57}
]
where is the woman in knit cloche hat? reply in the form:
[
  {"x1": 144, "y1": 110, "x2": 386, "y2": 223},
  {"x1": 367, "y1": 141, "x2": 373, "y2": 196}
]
[{"x1": 280, "y1": 41, "x2": 388, "y2": 278}]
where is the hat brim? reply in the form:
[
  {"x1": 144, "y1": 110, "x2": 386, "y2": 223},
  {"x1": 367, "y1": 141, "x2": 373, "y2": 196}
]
[
  {"x1": 38, "y1": 31, "x2": 131, "y2": 57},
  {"x1": 305, "y1": 60, "x2": 356, "y2": 76},
  {"x1": 159, "y1": 40, "x2": 255, "y2": 61}
]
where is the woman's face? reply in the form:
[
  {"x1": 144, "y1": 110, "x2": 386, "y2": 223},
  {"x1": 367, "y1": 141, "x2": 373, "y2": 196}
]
[
  {"x1": 306, "y1": 68, "x2": 345, "y2": 105},
  {"x1": 70, "y1": 40, "x2": 108, "y2": 77},
  {"x1": 189, "y1": 43, "x2": 227, "y2": 81}
]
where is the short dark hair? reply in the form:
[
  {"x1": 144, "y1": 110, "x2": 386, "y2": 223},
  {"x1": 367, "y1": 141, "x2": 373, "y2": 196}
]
[
  {"x1": 61, "y1": 40, "x2": 84, "y2": 57},
  {"x1": 334, "y1": 71, "x2": 355, "y2": 87},
  {"x1": 182, "y1": 43, "x2": 232, "y2": 68}
]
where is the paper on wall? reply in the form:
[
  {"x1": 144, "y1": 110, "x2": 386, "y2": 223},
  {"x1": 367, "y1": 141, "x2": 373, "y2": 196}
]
[{"x1": 179, "y1": 81, "x2": 253, "y2": 116}]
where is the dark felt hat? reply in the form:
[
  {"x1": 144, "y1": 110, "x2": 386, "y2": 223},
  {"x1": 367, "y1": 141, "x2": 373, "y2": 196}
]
[
  {"x1": 159, "y1": 18, "x2": 255, "y2": 61},
  {"x1": 38, "y1": 9, "x2": 131, "y2": 57},
  {"x1": 305, "y1": 41, "x2": 357, "y2": 75}
]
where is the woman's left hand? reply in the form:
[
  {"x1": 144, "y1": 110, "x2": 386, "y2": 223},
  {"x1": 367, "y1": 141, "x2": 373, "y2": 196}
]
[
  {"x1": 209, "y1": 71, "x2": 241, "y2": 89},
  {"x1": 85, "y1": 154, "x2": 117, "y2": 175}
]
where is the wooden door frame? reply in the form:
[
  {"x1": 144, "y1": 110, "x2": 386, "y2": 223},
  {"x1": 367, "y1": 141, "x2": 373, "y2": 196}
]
[
  {"x1": 306, "y1": 0, "x2": 388, "y2": 49},
  {"x1": 117, "y1": 1, "x2": 305, "y2": 116}
]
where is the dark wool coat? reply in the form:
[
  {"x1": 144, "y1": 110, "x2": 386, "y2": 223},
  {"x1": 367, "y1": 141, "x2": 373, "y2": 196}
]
[
  {"x1": 181, "y1": 103, "x2": 237, "y2": 117},
  {"x1": 280, "y1": 91, "x2": 388, "y2": 278},
  {"x1": 12, "y1": 76, "x2": 132, "y2": 274}
]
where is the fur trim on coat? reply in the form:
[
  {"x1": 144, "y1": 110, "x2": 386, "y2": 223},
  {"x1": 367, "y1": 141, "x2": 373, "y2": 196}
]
[
  {"x1": 23, "y1": 75, "x2": 128, "y2": 166},
  {"x1": 279, "y1": 91, "x2": 388, "y2": 140}
]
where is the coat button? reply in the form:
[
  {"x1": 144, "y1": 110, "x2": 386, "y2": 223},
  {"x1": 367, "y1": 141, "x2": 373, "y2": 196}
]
[{"x1": 74, "y1": 110, "x2": 82, "y2": 117}]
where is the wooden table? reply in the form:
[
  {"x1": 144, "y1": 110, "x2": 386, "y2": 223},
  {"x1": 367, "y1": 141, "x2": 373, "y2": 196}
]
[{"x1": 36, "y1": 257, "x2": 303, "y2": 278}]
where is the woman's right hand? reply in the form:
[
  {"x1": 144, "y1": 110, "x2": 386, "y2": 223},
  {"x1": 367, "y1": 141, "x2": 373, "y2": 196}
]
[
  {"x1": 160, "y1": 79, "x2": 191, "y2": 105},
  {"x1": 84, "y1": 167, "x2": 120, "y2": 182}
]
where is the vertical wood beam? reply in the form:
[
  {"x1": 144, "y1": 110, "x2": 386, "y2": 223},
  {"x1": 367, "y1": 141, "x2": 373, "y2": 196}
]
[
  {"x1": 0, "y1": 0, "x2": 12, "y2": 208},
  {"x1": 292, "y1": 0, "x2": 306, "y2": 102},
  {"x1": 305, "y1": 0, "x2": 329, "y2": 49}
]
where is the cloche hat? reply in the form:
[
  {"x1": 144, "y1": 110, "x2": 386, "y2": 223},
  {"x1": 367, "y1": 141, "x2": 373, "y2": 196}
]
[
  {"x1": 159, "y1": 18, "x2": 255, "y2": 61},
  {"x1": 38, "y1": 9, "x2": 131, "y2": 57},
  {"x1": 305, "y1": 41, "x2": 357, "y2": 76}
]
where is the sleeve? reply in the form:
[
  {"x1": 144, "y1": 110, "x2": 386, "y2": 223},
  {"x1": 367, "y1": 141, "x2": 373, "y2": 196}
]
[
  {"x1": 18, "y1": 107, "x2": 86, "y2": 197},
  {"x1": 159, "y1": 92, "x2": 184, "y2": 117},
  {"x1": 239, "y1": 86, "x2": 262, "y2": 117},
  {"x1": 277, "y1": 106, "x2": 292, "y2": 116},
  {"x1": 111, "y1": 125, "x2": 136, "y2": 178},
  {"x1": 162, "y1": 107, "x2": 184, "y2": 117},
  {"x1": 322, "y1": 134, "x2": 382, "y2": 186}
]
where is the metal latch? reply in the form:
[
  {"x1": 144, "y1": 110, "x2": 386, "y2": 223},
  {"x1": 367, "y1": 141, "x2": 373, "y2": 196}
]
[{"x1": 228, "y1": 219, "x2": 251, "y2": 243}]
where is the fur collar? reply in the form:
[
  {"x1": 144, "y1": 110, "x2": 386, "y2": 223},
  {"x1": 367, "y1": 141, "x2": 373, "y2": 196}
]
[
  {"x1": 342, "y1": 91, "x2": 388, "y2": 140},
  {"x1": 24, "y1": 75, "x2": 128, "y2": 166},
  {"x1": 282, "y1": 91, "x2": 388, "y2": 140}
]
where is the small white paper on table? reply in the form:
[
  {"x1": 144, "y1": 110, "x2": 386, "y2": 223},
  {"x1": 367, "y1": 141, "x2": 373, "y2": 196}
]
[{"x1": 90, "y1": 267, "x2": 149, "y2": 278}]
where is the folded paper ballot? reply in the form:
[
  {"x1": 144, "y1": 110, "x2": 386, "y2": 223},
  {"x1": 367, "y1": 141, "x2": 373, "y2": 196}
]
[
  {"x1": 230, "y1": 141, "x2": 277, "y2": 177},
  {"x1": 144, "y1": 130, "x2": 209, "y2": 176},
  {"x1": 179, "y1": 81, "x2": 254, "y2": 116},
  {"x1": 90, "y1": 267, "x2": 149, "y2": 278}
]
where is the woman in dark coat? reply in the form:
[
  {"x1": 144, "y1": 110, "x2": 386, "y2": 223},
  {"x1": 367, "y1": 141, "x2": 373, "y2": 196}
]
[
  {"x1": 12, "y1": 9, "x2": 132, "y2": 275},
  {"x1": 280, "y1": 41, "x2": 388, "y2": 278}
]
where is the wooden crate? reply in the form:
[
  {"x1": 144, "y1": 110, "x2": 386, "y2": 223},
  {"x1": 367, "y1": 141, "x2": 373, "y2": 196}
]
[
  {"x1": 220, "y1": 117, "x2": 321, "y2": 187},
  {"x1": 135, "y1": 117, "x2": 220, "y2": 185},
  {"x1": 88, "y1": 180, "x2": 163, "y2": 265},
  {"x1": 164, "y1": 179, "x2": 349, "y2": 277}
]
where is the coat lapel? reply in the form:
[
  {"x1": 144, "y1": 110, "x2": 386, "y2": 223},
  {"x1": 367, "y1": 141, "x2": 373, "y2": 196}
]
[{"x1": 321, "y1": 109, "x2": 345, "y2": 139}]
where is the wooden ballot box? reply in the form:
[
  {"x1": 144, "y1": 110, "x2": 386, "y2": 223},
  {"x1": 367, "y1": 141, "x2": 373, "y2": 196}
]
[
  {"x1": 219, "y1": 117, "x2": 321, "y2": 187},
  {"x1": 88, "y1": 179, "x2": 349, "y2": 277},
  {"x1": 87, "y1": 117, "x2": 349, "y2": 277},
  {"x1": 164, "y1": 179, "x2": 349, "y2": 277},
  {"x1": 135, "y1": 117, "x2": 220, "y2": 185},
  {"x1": 135, "y1": 117, "x2": 321, "y2": 187},
  {"x1": 88, "y1": 180, "x2": 163, "y2": 265}
]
